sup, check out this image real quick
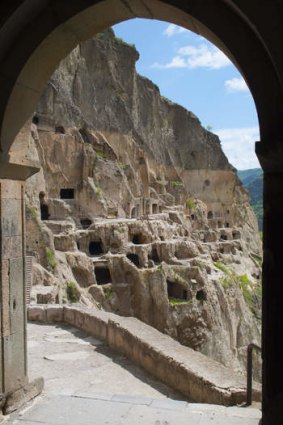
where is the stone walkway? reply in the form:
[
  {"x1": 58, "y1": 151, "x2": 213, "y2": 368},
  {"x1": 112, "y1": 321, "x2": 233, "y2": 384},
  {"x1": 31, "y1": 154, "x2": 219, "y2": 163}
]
[{"x1": 3, "y1": 323, "x2": 261, "y2": 425}]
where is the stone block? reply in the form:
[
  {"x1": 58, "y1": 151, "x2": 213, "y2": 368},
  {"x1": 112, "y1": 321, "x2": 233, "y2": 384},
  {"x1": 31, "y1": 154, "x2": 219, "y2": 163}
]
[
  {"x1": 75, "y1": 308, "x2": 86, "y2": 330},
  {"x1": 0, "y1": 180, "x2": 22, "y2": 200},
  {"x1": 0, "y1": 394, "x2": 6, "y2": 410},
  {"x1": 63, "y1": 306, "x2": 110, "y2": 341},
  {"x1": 107, "y1": 320, "x2": 126, "y2": 353},
  {"x1": 0, "y1": 338, "x2": 2, "y2": 395},
  {"x1": 46, "y1": 305, "x2": 64, "y2": 322},
  {"x1": 105, "y1": 314, "x2": 261, "y2": 406},
  {"x1": 63, "y1": 305, "x2": 77, "y2": 326},
  {"x1": 2, "y1": 236, "x2": 22, "y2": 259},
  {"x1": 36, "y1": 288, "x2": 57, "y2": 304},
  {"x1": 1, "y1": 259, "x2": 10, "y2": 337},
  {"x1": 54, "y1": 234, "x2": 76, "y2": 251},
  {"x1": 4, "y1": 377, "x2": 44, "y2": 414},
  {"x1": 1, "y1": 199, "x2": 22, "y2": 237},
  {"x1": 27, "y1": 305, "x2": 46, "y2": 322},
  {"x1": 81, "y1": 311, "x2": 108, "y2": 341},
  {"x1": 3, "y1": 331, "x2": 26, "y2": 393},
  {"x1": 9, "y1": 257, "x2": 25, "y2": 335}
]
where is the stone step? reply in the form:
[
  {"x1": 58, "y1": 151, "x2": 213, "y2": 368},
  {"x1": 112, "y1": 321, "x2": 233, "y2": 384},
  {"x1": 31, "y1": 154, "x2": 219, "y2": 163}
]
[
  {"x1": 54, "y1": 233, "x2": 76, "y2": 251},
  {"x1": 10, "y1": 392, "x2": 261, "y2": 425},
  {"x1": 10, "y1": 388, "x2": 261, "y2": 425},
  {"x1": 27, "y1": 305, "x2": 261, "y2": 407},
  {"x1": 45, "y1": 220, "x2": 75, "y2": 235}
]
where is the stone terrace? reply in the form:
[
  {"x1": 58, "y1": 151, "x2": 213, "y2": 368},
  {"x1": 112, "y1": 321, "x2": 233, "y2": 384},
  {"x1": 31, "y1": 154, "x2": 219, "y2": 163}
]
[
  {"x1": 3, "y1": 321, "x2": 261, "y2": 425},
  {"x1": 27, "y1": 305, "x2": 261, "y2": 406}
]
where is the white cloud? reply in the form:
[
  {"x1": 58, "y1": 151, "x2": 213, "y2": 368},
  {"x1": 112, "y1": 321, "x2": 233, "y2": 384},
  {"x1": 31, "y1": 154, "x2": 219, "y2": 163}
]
[
  {"x1": 225, "y1": 77, "x2": 249, "y2": 93},
  {"x1": 214, "y1": 127, "x2": 261, "y2": 170},
  {"x1": 163, "y1": 24, "x2": 187, "y2": 37},
  {"x1": 151, "y1": 56, "x2": 186, "y2": 69},
  {"x1": 151, "y1": 43, "x2": 231, "y2": 70},
  {"x1": 178, "y1": 44, "x2": 231, "y2": 69}
]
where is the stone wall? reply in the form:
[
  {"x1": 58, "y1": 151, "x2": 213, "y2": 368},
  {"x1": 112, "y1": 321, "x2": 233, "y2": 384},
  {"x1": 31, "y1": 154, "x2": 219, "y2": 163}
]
[{"x1": 27, "y1": 304, "x2": 261, "y2": 406}]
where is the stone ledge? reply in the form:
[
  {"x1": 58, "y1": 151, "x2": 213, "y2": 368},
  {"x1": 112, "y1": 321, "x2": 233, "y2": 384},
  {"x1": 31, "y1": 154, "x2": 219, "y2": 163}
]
[
  {"x1": 0, "y1": 162, "x2": 40, "y2": 181},
  {"x1": 27, "y1": 304, "x2": 261, "y2": 406},
  {"x1": 3, "y1": 377, "x2": 44, "y2": 415}
]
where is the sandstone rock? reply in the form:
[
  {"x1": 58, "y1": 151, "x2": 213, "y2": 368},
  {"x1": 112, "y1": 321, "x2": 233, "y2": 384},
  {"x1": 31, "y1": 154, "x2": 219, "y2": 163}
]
[
  {"x1": 65, "y1": 252, "x2": 96, "y2": 288},
  {"x1": 32, "y1": 263, "x2": 55, "y2": 287},
  {"x1": 35, "y1": 286, "x2": 58, "y2": 304},
  {"x1": 54, "y1": 234, "x2": 77, "y2": 251},
  {"x1": 9, "y1": 29, "x2": 262, "y2": 380},
  {"x1": 88, "y1": 285, "x2": 105, "y2": 303}
]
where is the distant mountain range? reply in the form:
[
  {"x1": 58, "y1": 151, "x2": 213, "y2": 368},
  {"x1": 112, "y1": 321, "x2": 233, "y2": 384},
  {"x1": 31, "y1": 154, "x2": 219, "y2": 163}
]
[{"x1": 237, "y1": 168, "x2": 263, "y2": 231}]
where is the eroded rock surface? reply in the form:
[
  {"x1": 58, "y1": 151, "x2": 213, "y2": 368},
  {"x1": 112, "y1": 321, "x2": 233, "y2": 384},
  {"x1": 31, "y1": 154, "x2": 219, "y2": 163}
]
[{"x1": 11, "y1": 29, "x2": 262, "y2": 379}]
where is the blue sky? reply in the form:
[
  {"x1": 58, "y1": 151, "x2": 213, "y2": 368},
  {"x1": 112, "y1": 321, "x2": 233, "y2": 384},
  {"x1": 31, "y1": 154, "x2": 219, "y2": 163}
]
[{"x1": 113, "y1": 19, "x2": 260, "y2": 170}]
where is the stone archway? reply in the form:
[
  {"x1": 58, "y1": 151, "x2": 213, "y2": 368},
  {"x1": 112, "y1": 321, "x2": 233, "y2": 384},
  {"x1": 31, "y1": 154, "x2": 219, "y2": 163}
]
[
  {"x1": 1, "y1": 0, "x2": 283, "y2": 155},
  {"x1": 1, "y1": 1, "x2": 283, "y2": 423}
]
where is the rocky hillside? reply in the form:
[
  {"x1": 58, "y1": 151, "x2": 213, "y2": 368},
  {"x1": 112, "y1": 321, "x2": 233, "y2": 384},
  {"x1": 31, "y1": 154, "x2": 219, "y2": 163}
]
[
  {"x1": 11, "y1": 29, "x2": 262, "y2": 379},
  {"x1": 238, "y1": 169, "x2": 263, "y2": 231}
]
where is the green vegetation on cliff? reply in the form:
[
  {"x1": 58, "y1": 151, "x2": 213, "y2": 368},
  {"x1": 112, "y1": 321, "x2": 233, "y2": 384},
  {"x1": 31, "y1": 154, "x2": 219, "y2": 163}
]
[{"x1": 238, "y1": 168, "x2": 263, "y2": 230}]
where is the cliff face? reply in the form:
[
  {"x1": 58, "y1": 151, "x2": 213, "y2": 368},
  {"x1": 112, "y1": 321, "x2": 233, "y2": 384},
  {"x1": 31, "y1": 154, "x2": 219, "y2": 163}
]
[
  {"x1": 11, "y1": 29, "x2": 262, "y2": 379},
  {"x1": 32, "y1": 29, "x2": 258, "y2": 253},
  {"x1": 37, "y1": 30, "x2": 228, "y2": 170}
]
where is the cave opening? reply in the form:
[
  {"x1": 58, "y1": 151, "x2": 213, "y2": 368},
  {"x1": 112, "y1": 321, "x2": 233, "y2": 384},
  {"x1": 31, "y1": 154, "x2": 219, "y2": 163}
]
[
  {"x1": 32, "y1": 115, "x2": 39, "y2": 124},
  {"x1": 150, "y1": 247, "x2": 160, "y2": 264},
  {"x1": 133, "y1": 234, "x2": 140, "y2": 244},
  {"x1": 40, "y1": 204, "x2": 49, "y2": 220},
  {"x1": 131, "y1": 207, "x2": 137, "y2": 218},
  {"x1": 152, "y1": 204, "x2": 158, "y2": 214},
  {"x1": 80, "y1": 218, "x2": 92, "y2": 229},
  {"x1": 207, "y1": 211, "x2": 213, "y2": 219},
  {"x1": 39, "y1": 191, "x2": 49, "y2": 220},
  {"x1": 89, "y1": 241, "x2": 104, "y2": 256},
  {"x1": 167, "y1": 279, "x2": 187, "y2": 300},
  {"x1": 132, "y1": 233, "x2": 145, "y2": 244},
  {"x1": 79, "y1": 128, "x2": 91, "y2": 143},
  {"x1": 55, "y1": 125, "x2": 65, "y2": 134},
  {"x1": 60, "y1": 188, "x2": 75, "y2": 199},
  {"x1": 196, "y1": 289, "x2": 207, "y2": 301},
  {"x1": 220, "y1": 234, "x2": 228, "y2": 241},
  {"x1": 94, "y1": 266, "x2": 112, "y2": 285},
  {"x1": 126, "y1": 253, "x2": 140, "y2": 267}
]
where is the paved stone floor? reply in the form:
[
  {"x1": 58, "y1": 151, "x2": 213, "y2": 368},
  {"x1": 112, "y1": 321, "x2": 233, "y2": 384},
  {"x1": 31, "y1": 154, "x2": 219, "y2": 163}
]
[{"x1": 3, "y1": 323, "x2": 261, "y2": 424}]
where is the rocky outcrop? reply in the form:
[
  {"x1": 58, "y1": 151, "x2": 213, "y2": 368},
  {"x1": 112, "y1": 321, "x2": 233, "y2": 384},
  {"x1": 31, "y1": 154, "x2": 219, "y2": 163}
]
[{"x1": 11, "y1": 29, "x2": 262, "y2": 379}]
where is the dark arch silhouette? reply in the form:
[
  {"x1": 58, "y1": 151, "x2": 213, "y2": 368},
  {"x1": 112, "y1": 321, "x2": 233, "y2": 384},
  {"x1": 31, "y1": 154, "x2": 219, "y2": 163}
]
[{"x1": 0, "y1": 2, "x2": 283, "y2": 423}]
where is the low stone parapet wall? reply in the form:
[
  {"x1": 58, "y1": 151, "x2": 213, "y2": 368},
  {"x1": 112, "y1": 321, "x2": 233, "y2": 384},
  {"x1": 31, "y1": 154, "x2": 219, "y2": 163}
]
[{"x1": 27, "y1": 304, "x2": 261, "y2": 406}]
